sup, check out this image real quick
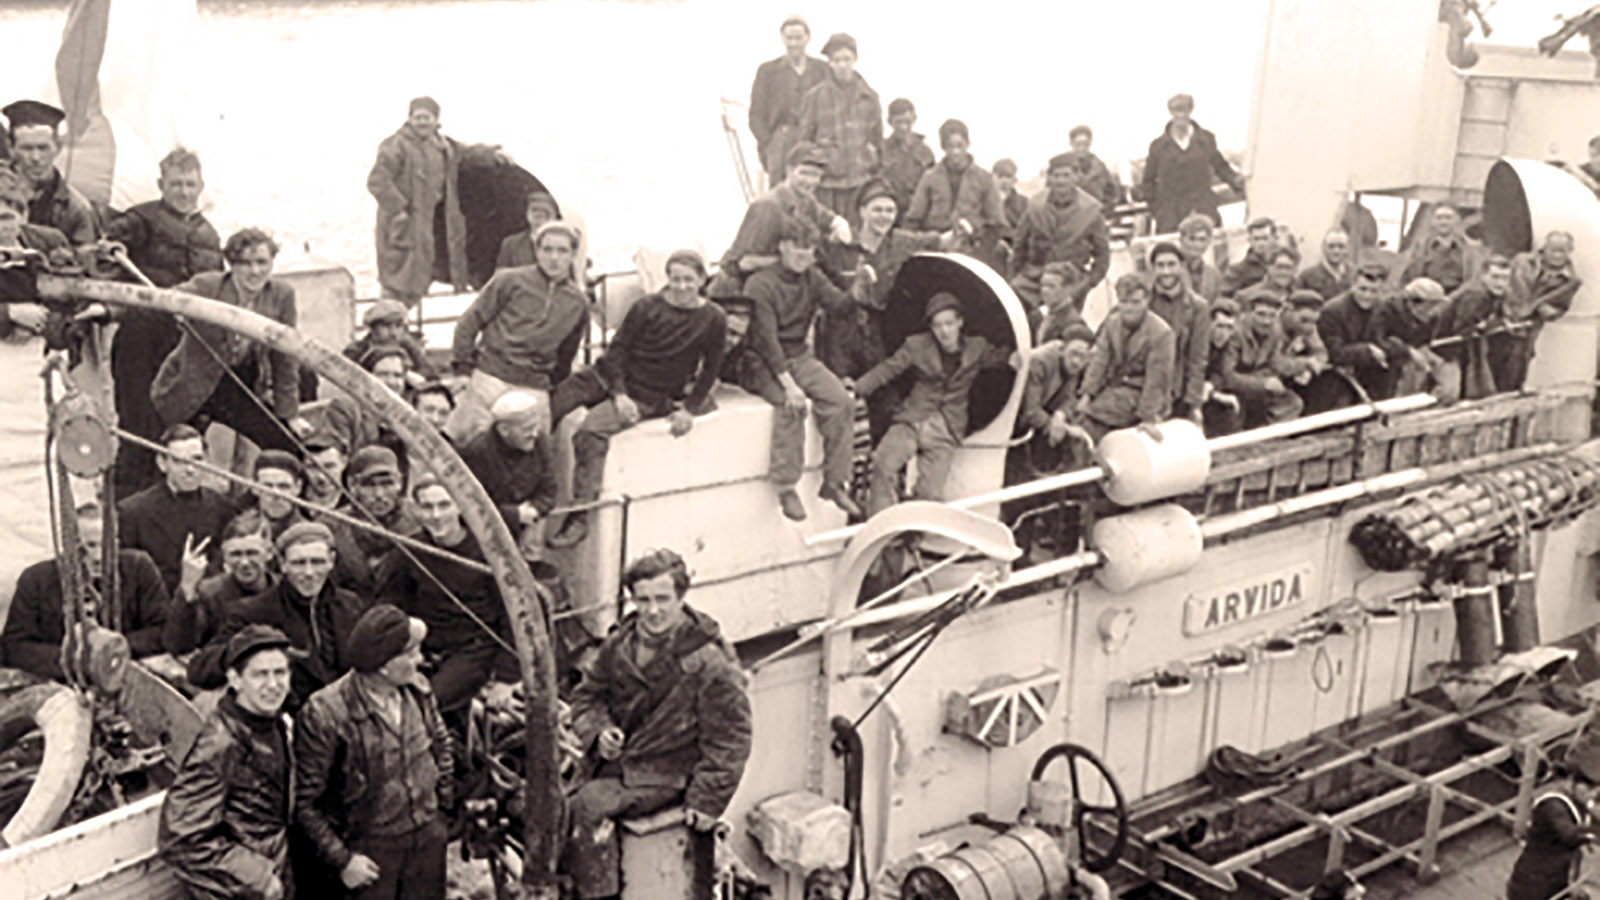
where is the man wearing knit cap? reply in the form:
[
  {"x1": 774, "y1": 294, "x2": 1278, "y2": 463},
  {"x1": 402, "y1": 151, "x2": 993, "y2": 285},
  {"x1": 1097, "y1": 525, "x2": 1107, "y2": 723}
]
[
  {"x1": 1139, "y1": 93, "x2": 1244, "y2": 234},
  {"x1": 296, "y1": 604, "x2": 452, "y2": 899},
  {"x1": 750, "y1": 16, "x2": 827, "y2": 186},
  {"x1": 882, "y1": 97, "x2": 934, "y2": 220},
  {"x1": 710, "y1": 141, "x2": 851, "y2": 300},
  {"x1": 160, "y1": 624, "x2": 295, "y2": 900},
  {"x1": 906, "y1": 119, "x2": 1006, "y2": 262},
  {"x1": 1318, "y1": 261, "x2": 1394, "y2": 400},
  {"x1": 1219, "y1": 290, "x2": 1302, "y2": 427},
  {"x1": 798, "y1": 31, "x2": 883, "y2": 216},
  {"x1": 186, "y1": 520, "x2": 368, "y2": 708},
  {"x1": 343, "y1": 298, "x2": 434, "y2": 379},
  {"x1": 849, "y1": 292, "x2": 1018, "y2": 517},
  {"x1": 368, "y1": 97, "x2": 471, "y2": 303},
  {"x1": 457, "y1": 388, "x2": 559, "y2": 556},
  {"x1": 550, "y1": 249, "x2": 727, "y2": 548},
  {"x1": 4, "y1": 99, "x2": 98, "y2": 246},
  {"x1": 495, "y1": 189, "x2": 563, "y2": 271},
  {"x1": 1146, "y1": 241, "x2": 1211, "y2": 421},
  {"x1": 1078, "y1": 275, "x2": 1176, "y2": 440},
  {"x1": 448, "y1": 219, "x2": 589, "y2": 443},
  {"x1": 1507, "y1": 733, "x2": 1600, "y2": 900}
]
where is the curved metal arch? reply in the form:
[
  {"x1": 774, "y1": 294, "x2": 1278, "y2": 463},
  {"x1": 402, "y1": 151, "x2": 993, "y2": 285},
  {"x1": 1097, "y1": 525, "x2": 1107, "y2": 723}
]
[{"x1": 32, "y1": 274, "x2": 563, "y2": 891}]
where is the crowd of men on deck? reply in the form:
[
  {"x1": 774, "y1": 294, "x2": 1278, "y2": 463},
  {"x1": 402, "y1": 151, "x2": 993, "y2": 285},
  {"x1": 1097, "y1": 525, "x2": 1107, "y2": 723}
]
[{"x1": 0, "y1": 13, "x2": 1588, "y2": 900}]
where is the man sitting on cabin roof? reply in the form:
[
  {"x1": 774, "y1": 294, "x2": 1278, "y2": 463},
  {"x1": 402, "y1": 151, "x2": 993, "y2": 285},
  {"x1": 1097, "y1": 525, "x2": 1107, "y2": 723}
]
[
  {"x1": 1375, "y1": 277, "x2": 1460, "y2": 403},
  {"x1": 708, "y1": 142, "x2": 850, "y2": 299},
  {"x1": 496, "y1": 190, "x2": 561, "y2": 271},
  {"x1": 1434, "y1": 254, "x2": 1516, "y2": 399},
  {"x1": 1295, "y1": 229, "x2": 1354, "y2": 302},
  {"x1": 4, "y1": 99, "x2": 98, "y2": 246},
  {"x1": 164, "y1": 510, "x2": 276, "y2": 657},
  {"x1": 1177, "y1": 213, "x2": 1223, "y2": 302},
  {"x1": 1201, "y1": 298, "x2": 1243, "y2": 436},
  {"x1": 117, "y1": 424, "x2": 236, "y2": 597},
  {"x1": 550, "y1": 250, "x2": 728, "y2": 549},
  {"x1": 1009, "y1": 151, "x2": 1111, "y2": 313},
  {"x1": 1220, "y1": 289, "x2": 1303, "y2": 428},
  {"x1": 849, "y1": 292, "x2": 1017, "y2": 517},
  {"x1": 1500, "y1": 231, "x2": 1583, "y2": 393},
  {"x1": 1219, "y1": 217, "x2": 1279, "y2": 299},
  {"x1": 188, "y1": 521, "x2": 369, "y2": 710},
  {"x1": 447, "y1": 220, "x2": 589, "y2": 445},
  {"x1": 159, "y1": 624, "x2": 295, "y2": 900},
  {"x1": 457, "y1": 390, "x2": 559, "y2": 558},
  {"x1": 745, "y1": 214, "x2": 866, "y2": 520},
  {"x1": 1077, "y1": 275, "x2": 1176, "y2": 441},
  {"x1": 567, "y1": 549, "x2": 751, "y2": 900},
  {"x1": 1318, "y1": 261, "x2": 1395, "y2": 401},
  {"x1": 1147, "y1": 241, "x2": 1211, "y2": 423},
  {"x1": 2, "y1": 502, "x2": 169, "y2": 682},
  {"x1": 343, "y1": 298, "x2": 435, "y2": 379}
]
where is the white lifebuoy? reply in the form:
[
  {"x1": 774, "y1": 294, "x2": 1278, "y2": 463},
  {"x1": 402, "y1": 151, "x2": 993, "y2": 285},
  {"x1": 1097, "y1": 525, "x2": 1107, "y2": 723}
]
[{"x1": 0, "y1": 683, "x2": 93, "y2": 848}]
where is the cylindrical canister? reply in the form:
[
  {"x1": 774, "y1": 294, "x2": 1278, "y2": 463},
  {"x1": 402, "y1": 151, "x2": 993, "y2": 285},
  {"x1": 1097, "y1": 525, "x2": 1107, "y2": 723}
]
[
  {"x1": 1097, "y1": 419, "x2": 1211, "y2": 506},
  {"x1": 1092, "y1": 504, "x2": 1204, "y2": 593}
]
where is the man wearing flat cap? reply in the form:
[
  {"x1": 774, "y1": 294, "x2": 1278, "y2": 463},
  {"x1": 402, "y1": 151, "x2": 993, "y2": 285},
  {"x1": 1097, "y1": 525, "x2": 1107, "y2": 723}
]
[
  {"x1": 296, "y1": 605, "x2": 452, "y2": 900},
  {"x1": 457, "y1": 389, "x2": 560, "y2": 555},
  {"x1": 1219, "y1": 289, "x2": 1302, "y2": 427},
  {"x1": 160, "y1": 624, "x2": 295, "y2": 900},
  {"x1": 342, "y1": 298, "x2": 434, "y2": 379},
  {"x1": 1078, "y1": 275, "x2": 1176, "y2": 441},
  {"x1": 709, "y1": 141, "x2": 851, "y2": 300},
  {"x1": 324, "y1": 444, "x2": 420, "y2": 597},
  {"x1": 798, "y1": 32, "x2": 883, "y2": 217},
  {"x1": 188, "y1": 521, "x2": 368, "y2": 708},
  {"x1": 1507, "y1": 734, "x2": 1600, "y2": 900},
  {"x1": 1138, "y1": 93, "x2": 1244, "y2": 234},
  {"x1": 750, "y1": 16, "x2": 828, "y2": 187},
  {"x1": 1375, "y1": 277, "x2": 1460, "y2": 403},
  {"x1": 1010, "y1": 151, "x2": 1111, "y2": 313},
  {"x1": 3, "y1": 98, "x2": 99, "y2": 246},
  {"x1": 848, "y1": 292, "x2": 1017, "y2": 517}
]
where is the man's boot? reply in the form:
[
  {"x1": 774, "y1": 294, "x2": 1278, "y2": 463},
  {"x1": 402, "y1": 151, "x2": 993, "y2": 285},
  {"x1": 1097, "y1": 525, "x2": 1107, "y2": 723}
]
[
  {"x1": 777, "y1": 488, "x2": 808, "y2": 522},
  {"x1": 548, "y1": 510, "x2": 589, "y2": 548}
]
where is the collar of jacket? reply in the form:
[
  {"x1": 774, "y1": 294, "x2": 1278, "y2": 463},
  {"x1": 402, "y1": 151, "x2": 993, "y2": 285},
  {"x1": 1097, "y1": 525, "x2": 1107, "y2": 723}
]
[
  {"x1": 615, "y1": 604, "x2": 722, "y2": 659},
  {"x1": 343, "y1": 670, "x2": 427, "y2": 721}
]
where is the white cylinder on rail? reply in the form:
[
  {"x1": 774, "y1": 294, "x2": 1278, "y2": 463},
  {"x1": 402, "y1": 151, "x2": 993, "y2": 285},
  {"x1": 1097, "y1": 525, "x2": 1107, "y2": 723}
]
[
  {"x1": 1097, "y1": 419, "x2": 1211, "y2": 506},
  {"x1": 1092, "y1": 504, "x2": 1204, "y2": 593}
]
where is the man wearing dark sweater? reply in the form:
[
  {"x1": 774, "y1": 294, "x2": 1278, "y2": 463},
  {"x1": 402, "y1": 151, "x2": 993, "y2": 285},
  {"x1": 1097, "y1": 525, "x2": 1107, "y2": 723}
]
[
  {"x1": 457, "y1": 389, "x2": 560, "y2": 555},
  {"x1": 2, "y1": 503, "x2": 169, "y2": 681},
  {"x1": 551, "y1": 251, "x2": 727, "y2": 547},
  {"x1": 164, "y1": 510, "x2": 276, "y2": 656},
  {"x1": 117, "y1": 424, "x2": 235, "y2": 595}
]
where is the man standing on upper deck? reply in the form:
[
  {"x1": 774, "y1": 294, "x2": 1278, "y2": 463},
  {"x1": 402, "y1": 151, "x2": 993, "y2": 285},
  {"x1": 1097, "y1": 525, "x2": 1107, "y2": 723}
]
[
  {"x1": 1010, "y1": 153, "x2": 1111, "y2": 313},
  {"x1": 1397, "y1": 203, "x2": 1484, "y2": 295},
  {"x1": 3, "y1": 99, "x2": 98, "y2": 246},
  {"x1": 1140, "y1": 93, "x2": 1244, "y2": 235},
  {"x1": 1077, "y1": 275, "x2": 1176, "y2": 441},
  {"x1": 881, "y1": 98, "x2": 935, "y2": 219},
  {"x1": 1146, "y1": 242, "x2": 1210, "y2": 422},
  {"x1": 1067, "y1": 126, "x2": 1125, "y2": 211},
  {"x1": 749, "y1": 16, "x2": 827, "y2": 188},
  {"x1": 367, "y1": 97, "x2": 471, "y2": 304},
  {"x1": 798, "y1": 32, "x2": 883, "y2": 218},
  {"x1": 1295, "y1": 229, "x2": 1354, "y2": 302},
  {"x1": 103, "y1": 147, "x2": 225, "y2": 495},
  {"x1": 447, "y1": 220, "x2": 589, "y2": 443}
]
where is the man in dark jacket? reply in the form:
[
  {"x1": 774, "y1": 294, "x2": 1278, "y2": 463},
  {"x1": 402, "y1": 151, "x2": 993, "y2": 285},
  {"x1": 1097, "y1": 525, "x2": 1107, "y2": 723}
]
[
  {"x1": 749, "y1": 16, "x2": 827, "y2": 186},
  {"x1": 1146, "y1": 242, "x2": 1211, "y2": 421},
  {"x1": 851, "y1": 293, "x2": 1015, "y2": 517},
  {"x1": 881, "y1": 98, "x2": 935, "y2": 219},
  {"x1": 567, "y1": 549, "x2": 752, "y2": 900},
  {"x1": 117, "y1": 424, "x2": 235, "y2": 596},
  {"x1": 2, "y1": 503, "x2": 169, "y2": 681},
  {"x1": 325, "y1": 445, "x2": 420, "y2": 598},
  {"x1": 296, "y1": 605, "x2": 453, "y2": 900},
  {"x1": 1375, "y1": 278, "x2": 1460, "y2": 403},
  {"x1": 103, "y1": 147, "x2": 225, "y2": 495},
  {"x1": 1010, "y1": 152, "x2": 1111, "y2": 311},
  {"x1": 1435, "y1": 255, "x2": 1516, "y2": 398},
  {"x1": 1317, "y1": 262, "x2": 1394, "y2": 400},
  {"x1": 165, "y1": 510, "x2": 276, "y2": 656},
  {"x1": 188, "y1": 522, "x2": 369, "y2": 708},
  {"x1": 159, "y1": 625, "x2": 295, "y2": 900},
  {"x1": 457, "y1": 390, "x2": 559, "y2": 556},
  {"x1": 1506, "y1": 739, "x2": 1600, "y2": 900},
  {"x1": 1017, "y1": 323, "x2": 1095, "y2": 477},
  {"x1": 1219, "y1": 218, "x2": 1279, "y2": 298},
  {"x1": 1139, "y1": 93, "x2": 1244, "y2": 234},
  {"x1": 4, "y1": 99, "x2": 98, "y2": 246},
  {"x1": 1201, "y1": 298, "x2": 1244, "y2": 436},
  {"x1": 1397, "y1": 203, "x2": 1484, "y2": 295},
  {"x1": 1079, "y1": 276, "x2": 1176, "y2": 440},
  {"x1": 1068, "y1": 125, "x2": 1125, "y2": 210}
]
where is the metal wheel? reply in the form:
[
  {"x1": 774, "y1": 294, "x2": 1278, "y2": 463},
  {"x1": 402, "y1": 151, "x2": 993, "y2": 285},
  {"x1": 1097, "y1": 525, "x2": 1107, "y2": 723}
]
[{"x1": 1030, "y1": 742, "x2": 1129, "y2": 874}]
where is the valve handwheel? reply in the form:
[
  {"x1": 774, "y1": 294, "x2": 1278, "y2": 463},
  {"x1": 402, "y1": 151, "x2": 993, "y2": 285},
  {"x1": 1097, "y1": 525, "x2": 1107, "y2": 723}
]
[{"x1": 1030, "y1": 742, "x2": 1129, "y2": 874}]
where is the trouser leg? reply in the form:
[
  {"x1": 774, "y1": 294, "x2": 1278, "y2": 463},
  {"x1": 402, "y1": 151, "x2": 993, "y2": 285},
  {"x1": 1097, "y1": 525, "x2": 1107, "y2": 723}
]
[
  {"x1": 552, "y1": 367, "x2": 611, "y2": 431},
  {"x1": 197, "y1": 369, "x2": 297, "y2": 453},
  {"x1": 788, "y1": 355, "x2": 855, "y2": 493},
  {"x1": 566, "y1": 777, "x2": 683, "y2": 900},
  {"x1": 444, "y1": 368, "x2": 516, "y2": 445},
  {"x1": 571, "y1": 400, "x2": 633, "y2": 503},
  {"x1": 869, "y1": 423, "x2": 920, "y2": 518},
  {"x1": 429, "y1": 641, "x2": 499, "y2": 714},
  {"x1": 910, "y1": 417, "x2": 961, "y2": 501}
]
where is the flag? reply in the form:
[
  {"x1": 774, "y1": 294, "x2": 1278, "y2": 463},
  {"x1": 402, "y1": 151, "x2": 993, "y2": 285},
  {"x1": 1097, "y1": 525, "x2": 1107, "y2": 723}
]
[{"x1": 43, "y1": 0, "x2": 198, "y2": 211}]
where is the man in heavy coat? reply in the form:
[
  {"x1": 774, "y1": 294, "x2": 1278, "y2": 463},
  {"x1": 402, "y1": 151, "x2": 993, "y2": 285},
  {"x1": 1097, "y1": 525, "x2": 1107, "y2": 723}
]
[
  {"x1": 748, "y1": 16, "x2": 827, "y2": 186},
  {"x1": 1078, "y1": 276, "x2": 1176, "y2": 440},
  {"x1": 1010, "y1": 152, "x2": 1111, "y2": 312},
  {"x1": 1140, "y1": 94, "x2": 1244, "y2": 234},
  {"x1": 366, "y1": 97, "x2": 473, "y2": 304},
  {"x1": 567, "y1": 549, "x2": 752, "y2": 900}
]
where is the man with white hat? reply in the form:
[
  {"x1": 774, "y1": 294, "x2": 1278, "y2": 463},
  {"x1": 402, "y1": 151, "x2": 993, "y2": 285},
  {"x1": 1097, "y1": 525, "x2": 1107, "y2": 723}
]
[
  {"x1": 457, "y1": 388, "x2": 559, "y2": 556},
  {"x1": 296, "y1": 604, "x2": 452, "y2": 899}
]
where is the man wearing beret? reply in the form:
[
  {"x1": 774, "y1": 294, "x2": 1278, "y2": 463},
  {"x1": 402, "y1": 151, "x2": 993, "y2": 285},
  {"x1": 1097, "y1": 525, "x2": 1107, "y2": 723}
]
[
  {"x1": 296, "y1": 605, "x2": 452, "y2": 900},
  {"x1": 749, "y1": 16, "x2": 827, "y2": 188},
  {"x1": 325, "y1": 444, "x2": 420, "y2": 597},
  {"x1": 1220, "y1": 290, "x2": 1303, "y2": 427},
  {"x1": 187, "y1": 521, "x2": 368, "y2": 708},
  {"x1": 567, "y1": 550, "x2": 751, "y2": 900},
  {"x1": 709, "y1": 142, "x2": 850, "y2": 300},
  {"x1": 849, "y1": 292, "x2": 1017, "y2": 517},
  {"x1": 3, "y1": 99, "x2": 99, "y2": 246},
  {"x1": 1010, "y1": 152, "x2": 1111, "y2": 313},
  {"x1": 1318, "y1": 262, "x2": 1395, "y2": 400},
  {"x1": 160, "y1": 625, "x2": 295, "y2": 900},
  {"x1": 1078, "y1": 276, "x2": 1176, "y2": 441},
  {"x1": 342, "y1": 298, "x2": 434, "y2": 379}
]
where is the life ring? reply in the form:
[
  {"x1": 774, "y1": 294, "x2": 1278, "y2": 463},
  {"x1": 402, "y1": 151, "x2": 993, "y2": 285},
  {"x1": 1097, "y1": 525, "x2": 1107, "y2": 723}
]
[{"x1": 0, "y1": 683, "x2": 92, "y2": 848}]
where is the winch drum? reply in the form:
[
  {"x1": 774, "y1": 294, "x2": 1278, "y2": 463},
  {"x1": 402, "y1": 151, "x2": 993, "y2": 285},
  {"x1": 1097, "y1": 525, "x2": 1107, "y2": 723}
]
[{"x1": 901, "y1": 826, "x2": 1069, "y2": 900}]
